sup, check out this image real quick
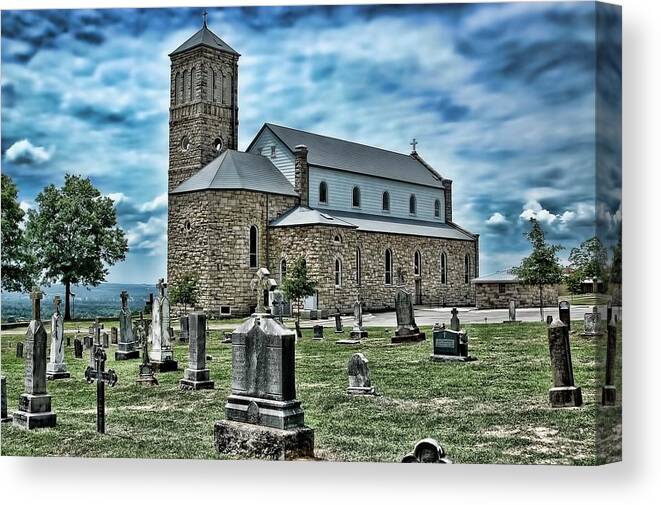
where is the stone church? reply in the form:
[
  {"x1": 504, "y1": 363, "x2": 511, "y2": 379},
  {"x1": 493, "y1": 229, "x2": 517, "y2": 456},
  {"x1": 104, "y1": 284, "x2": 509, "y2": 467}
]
[{"x1": 167, "y1": 21, "x2": 479, "y2": 317}]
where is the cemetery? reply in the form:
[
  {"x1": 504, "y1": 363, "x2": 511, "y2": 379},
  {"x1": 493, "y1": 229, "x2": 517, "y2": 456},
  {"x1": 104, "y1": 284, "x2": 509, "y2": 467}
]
[{"x1": 0, "y1": 281, "x2": 622, "y2": 464}]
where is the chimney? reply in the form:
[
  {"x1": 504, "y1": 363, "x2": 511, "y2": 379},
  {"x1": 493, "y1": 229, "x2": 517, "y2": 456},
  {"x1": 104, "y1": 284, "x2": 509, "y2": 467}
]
[
  {"x1": 442, "y1": 179, "x2": 453, "y2": 222},
  {"x1": 294, "y1": 144, "x2": 309, "y2": 207}
]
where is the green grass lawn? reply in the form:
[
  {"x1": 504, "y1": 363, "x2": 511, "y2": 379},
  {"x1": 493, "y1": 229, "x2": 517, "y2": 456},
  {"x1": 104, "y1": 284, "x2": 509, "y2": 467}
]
[{"x1": 1, "y1": 320, "x2": 621, "y2": 464}]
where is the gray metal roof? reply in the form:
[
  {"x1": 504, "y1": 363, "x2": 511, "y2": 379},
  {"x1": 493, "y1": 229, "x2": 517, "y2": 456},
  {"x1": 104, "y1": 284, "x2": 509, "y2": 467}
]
[
  {"x1": 170, "y1": 25, "x2": 239, "y2": 57},
  {"x1": 472, "y1": 270, "x2": 519, "y2": 284},
  {"x1": 271, "y1": 207, "x2": 475, "y2": 241},
  {"x1": 270, "y1": 207, "x2": 357, "y2": 228},
  {"x1": 170, "y1": 150, "x2": 297, "y2": 197},
  {"x1": 256, "y1": 124, "x2": 444, "y2": 188}
]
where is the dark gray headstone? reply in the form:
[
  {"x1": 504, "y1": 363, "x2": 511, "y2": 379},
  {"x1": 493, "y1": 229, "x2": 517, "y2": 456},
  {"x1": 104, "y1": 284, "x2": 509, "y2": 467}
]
[
  {"x1": 546, "y1": 315, "x2": 553, "y2": 325},
  {"x1": 294, "y1": 320, "x2": 303, "y2": 340},
  {"x1": 1, "y1": 376, "x2": 9, "y2": 422},
  {"x1": 313, "y1": 325, "x2": 324, "y2": 340},
  {"x1": 450, "y1": 307, "x2": 460, "y2": 331},
  {"x1": 179, "y1": 315, "x2": 189, "y2": 342},
  {"x1": 392, "y1": 289, "x2": 424, "y2": 343},
  {"x1": 16, "y1": 342, "x2": 23, "y2": 358},
  {"x1": 401, "y1": 438, "x2": 452, "y2": 464},
  {"x1": 547, "y1": 318, "x2": 582, "y2": 408},
  {"x1": 180, "y1": 312, "x2": 214, "y2": 390},
  {"x1": 111, "y1": 327, "x2": 118, "y2": 345},
  {"x1": 602, "y1": 318, "x2": 617, "y2": 406},
  {"x1": 558, "y1": 300, "x2": 571, "y2": 331},
  {"x1": 74, "y1": 339, "x2": 83, "y2": 359},
  {"x1": 334, "y1": 313, "x2": 343, "y2": 333}
]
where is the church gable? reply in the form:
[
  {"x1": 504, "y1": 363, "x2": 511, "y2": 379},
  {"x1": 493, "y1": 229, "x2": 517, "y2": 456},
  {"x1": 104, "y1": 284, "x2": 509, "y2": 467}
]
[{"x1": 246, "y1": 126, "x2": 296, "y2": 186}]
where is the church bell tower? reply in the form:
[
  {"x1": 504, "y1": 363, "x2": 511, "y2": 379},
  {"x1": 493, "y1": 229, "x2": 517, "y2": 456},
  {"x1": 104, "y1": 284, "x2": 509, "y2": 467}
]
[{"x1": 168, "y1": 15, "x2": 240, "y2": 191}]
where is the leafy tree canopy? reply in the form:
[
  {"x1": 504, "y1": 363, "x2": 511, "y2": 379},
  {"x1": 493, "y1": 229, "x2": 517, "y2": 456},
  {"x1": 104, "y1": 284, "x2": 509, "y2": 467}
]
[
  {"x1": 1, "y1": 174, "x2": 36, "y2": 292},
  {"x1": 280, "y1": 257, "x2": 316, "y2": 321},
  {"x1": 169, "y1": 272, "x2": 199, "y2": 314},
  {"x1": 25, "y1": 174, "x2": 128, "y2": 319}
]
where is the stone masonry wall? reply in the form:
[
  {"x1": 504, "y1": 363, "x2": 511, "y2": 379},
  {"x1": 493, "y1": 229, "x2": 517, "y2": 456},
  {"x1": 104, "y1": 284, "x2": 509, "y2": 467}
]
[
  {"x1": 269, "y1": 225, "x2": 477, "y2": 313},
  {"x1": 473, "y1": 282, "x2": 559, "y2": 309},
  {"x1": 168, "y1": 189, "x2": 297, "y2": 317}
]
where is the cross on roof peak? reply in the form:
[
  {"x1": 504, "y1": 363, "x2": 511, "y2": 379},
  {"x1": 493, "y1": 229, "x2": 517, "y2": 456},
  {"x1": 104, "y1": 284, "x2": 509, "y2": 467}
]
[
  {"x1": 202, "y1": 9, "x2": 208, "y2": 27},
  {"x1": 410, "y1": 138, "x2": 418, "y2": 153}
]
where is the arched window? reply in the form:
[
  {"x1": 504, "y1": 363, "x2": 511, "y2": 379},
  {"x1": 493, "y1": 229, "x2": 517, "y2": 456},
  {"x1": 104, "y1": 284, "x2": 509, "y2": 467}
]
[
  {"x1": 355, "y1": 247, "x2": 362, "y2": 286},
  {"x1": 280, "y1": 258, "x2": 287, "y2": 283},
  {"x1": 249, "y1": 225, "x2": 258, "y2": 268},
  {"x1": 211, "y1": 69, "x2": 216, "y2": 102},
  {"x1": 334, "y1": 258, "x2": 342, "y2": 287},
  {"x1": 409, "y1": 194, "x2": 417, "y2": 215},
  {"x1": 434, "y1": 199, "x2": 441, "y2": 218},
  {"x1": 182, "y1": 70, "x2": 189, "y2": 102},
  {"x1": 176, "y1": 72, "x2": 183, "y2": 104},
  {"x1": 464, "y1": 254, "x2": 471, "y2": 284},
  {"x1": 414, "y1": 250, "x2": 422, "y2": 276},
  {"x1": 174, "y1": 72, "x2": 180, "y2": 105},
  {"x1": 319, "y1": 181, "x2": 328, "y2": 204},
  {"x1": 223, "y1": 74, "x2": 231, "y2": 105},
  {"x1": 441, "y1": 252, "x2": 447, "y2": 285},
  {"x1": 214, "y1": 70, "x2": 222, "y2": 103},
  {"x1": 352, "y1": 186, "x2": 361, "y2": 208},
  {"x1": 190, "y1": 67, "x2": 195, "y2": 100},
  {"x1": 382, "y1": 191, "x2": 390, "y2": 212},
  {"x1": 385, "y1": 249, "x2": 393, "y2": 285}
]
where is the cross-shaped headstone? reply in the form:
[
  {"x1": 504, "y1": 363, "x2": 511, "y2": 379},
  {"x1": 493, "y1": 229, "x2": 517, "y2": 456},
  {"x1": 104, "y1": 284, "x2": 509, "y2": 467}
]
[
  {"x1": 450, "y1": 307, "x2": 460, "y2": 332},
  {"x1": 250, "y1": 268, "x2": 277, "y2": 314},
  {"x1": 410, "y1": 138, "x2": 418, "y2": 153},
  {"x1": 30, "y1": 287, "x2": 43, "y2": 321},
  {"x1": 157, "y1": 278, "x2": 166, "y2": 298},
  {"x1": 84, "y1": 347, "x2": 118, "y2": 433}
]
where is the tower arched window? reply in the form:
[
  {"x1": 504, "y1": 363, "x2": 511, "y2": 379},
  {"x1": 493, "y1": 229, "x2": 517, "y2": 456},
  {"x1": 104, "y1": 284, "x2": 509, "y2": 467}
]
[
  {"x1": 176, "y1": 72, "x2": 183, "y2": 104},
  {"x1": 249, "y1": 225, "x2": 259, "y2": 268},
  {"x1": 382, "y1": 191, "x2": 390, "y2": 212},
  {"x1": 464, "y1": 254, "x2": 471, "y2": 284},
  {"x1": 223, "y1": 74, "x2": 231, "y2": 105},
  {"x1": 214, "y1": 70, "x2": 221, "y2": 103},
  {"x1": 188, "y1": 67, "x2": 195, "y2": 102},
  {"x1": 385, "y1": 248, "x2": 393, "y2": 285},
  {"x1": 334, "y1": 258, "x2": 342, "y2": 288},
  {"x1": 414, "y1": 250, "x2": 422, "y2": 276},
  {"x1": 441, "y1": 252, "x2": 447, "y2": 285},
  {"x1": 280, "y1": 258, "x2": 287, "y2": 283},
  {"x1": 211, "y1": 69, "x2": 216, "y2": 102},
  {"x1": 352, "y1": 186, "x2": 361, "y2": 208},
  {"x1": 319, "y1": 181, "x2": 328, "y2": 204},
  {"x1": 174, "y1": 72, "x2": 180, "y2": 105},
  {"x1": 409, "y1": 194, "x2": 417, "y2": 215},
  {"x1": 182, "y1": 70, "x2": 189, "y2": 102},
  {"x1": 355, "y1": 247, "x2": 362, "y2": 286},
  {"x1": 434, "y1": 199, "x2": 441, "y2": 218}
]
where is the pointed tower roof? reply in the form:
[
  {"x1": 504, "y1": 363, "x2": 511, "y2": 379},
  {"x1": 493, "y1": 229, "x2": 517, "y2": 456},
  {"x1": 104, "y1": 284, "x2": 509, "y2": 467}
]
[{"x1": 169, "y1": 22, "x2": 239, "y2": 57}]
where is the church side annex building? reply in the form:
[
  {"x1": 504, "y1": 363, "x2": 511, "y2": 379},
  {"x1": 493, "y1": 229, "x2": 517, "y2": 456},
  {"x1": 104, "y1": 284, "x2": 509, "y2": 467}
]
[{"x1": 167, "y1": 21, "x2": 479, "y2": 317}]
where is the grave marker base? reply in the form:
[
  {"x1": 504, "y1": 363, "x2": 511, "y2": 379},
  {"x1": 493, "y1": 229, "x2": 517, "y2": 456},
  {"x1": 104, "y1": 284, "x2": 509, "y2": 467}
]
[
  {"x1": 336, "y1": 339, "x2": 361, "y2": 345},
  {"x1": 46, "y1": 371, "x2": 71, "y2": 380},
  {"x1": 214, "y1": 419, "x2": 315, "y2": 461},
  {"x1": 150, "y1": 359, "x2": 178, "y2": 372},
  {"x1": 347, "y1": 386, "x2": 377, "y2": 395},
  {"x1": 391, "y1": 332, "x2": 425, "y2": 344},
  {"x1": 549, "y1": 386, "x2": 583, "y2": 408},
  {"x1": 601, "y1": 385, "x2": 616, "y2": 406},
  {"x1": 13, "y1": 393, "x2": 56, "y2": 430},
  {"x1": 180, "y1": 368, "x2": 214, "y2": 390},
  {"x1": 115, "y1": 350, "x2": 140, "y2": 361},
  {"x1": 350, "y1": 330, "x2": 368, "y2": 339},
  {"x1": 429, "y1": 354, "x2": 477, "y2": 363}
]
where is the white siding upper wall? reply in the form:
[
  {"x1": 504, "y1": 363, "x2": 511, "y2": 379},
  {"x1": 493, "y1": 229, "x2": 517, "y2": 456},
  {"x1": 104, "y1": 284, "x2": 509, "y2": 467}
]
[
  {"x1": 309, "y1": 167, "x2": 446, "y2": 223},
  {"x1": 247, "y1": 129, "x2": 296, "y2": 185}
]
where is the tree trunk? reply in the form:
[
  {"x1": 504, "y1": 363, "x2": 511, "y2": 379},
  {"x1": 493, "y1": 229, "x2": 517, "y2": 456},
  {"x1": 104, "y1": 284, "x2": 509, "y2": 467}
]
[
  {"x1": 64, "y1": 280, "x2": 72, "y2": 321},
  {"x1": 539, "y1": 284, "x2": 544, "y2": 321}
]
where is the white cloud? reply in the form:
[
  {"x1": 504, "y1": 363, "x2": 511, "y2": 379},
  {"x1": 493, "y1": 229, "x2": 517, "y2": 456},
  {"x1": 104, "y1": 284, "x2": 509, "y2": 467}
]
[
  {"x1": 126, "y1": 216, "x2": 167, "y2": 256},
  {"x1": 520, "y1": 200, "x2": 558, "y2": 225},
  {"x1": 139, "y1": 193, "x2": 168, "y2": 212},
  {"x1": 4, "y1": 139, "x2": 53, "y2": 165},
  {"x1": 486, "y1": 212, "x2": 508, "y2": 226},
  {"x1": 107, "y1": 192, "x2": 128, "y2": 204}
]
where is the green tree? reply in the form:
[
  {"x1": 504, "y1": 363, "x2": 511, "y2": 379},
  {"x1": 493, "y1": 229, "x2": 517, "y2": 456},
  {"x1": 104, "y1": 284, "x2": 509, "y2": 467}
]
[
  {"x1": 511, "y1": 218, "x2": 564, "y2": 320},
  {"x1": 280, "y1": 257, "x2": 316, "y2": 322},
  {"x1": 567, "y1": 236, "x2": 608, "y2": 294},
  {"x1": 1, "y1": 174, "x2": 36, "y2": 292},
  {"x1": 25, "y1": 174, "x2": 128, "y2": 320},
  {"x1": 169, "y1": 273, "x2": 199, "y2": 314}
]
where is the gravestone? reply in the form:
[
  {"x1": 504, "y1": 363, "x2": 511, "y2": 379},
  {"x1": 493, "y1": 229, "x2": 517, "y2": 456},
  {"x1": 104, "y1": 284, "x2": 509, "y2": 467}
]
[
  {"x1": 347, "y1": 353, "x2": 376, "y2": 395},
  {"x1": 180, "y1": 312, "x2": 214, "y2": 390},
  {"x1": 504, "y1": 300, "x2": 520, "y2": 323},
  {"x1": 582, "y1": 306, "x2": 602, "y2": 336},
  {"x1": 85, "y1": 347, "x2": 118, "y2": 434},
  {"x1": 401, "y1": 439, "x2": 452, "y2": 464},
  {"x1": 89, "y1": 319, "x2": 103, "y2": 368},
  {"x1": 46, "y1": 296, "x2": 70, "y2": 380},
  {"x1": 601, "y1": 318, "x2": 617, "y2": 406},
  {"x1": 149, "y1": 279, "x2": 178, "y2": 372},
  {"x1": 294, "y1": 320, "x2": 303, "y2": 340},
  {"x1": 1, "y1": 376, "x2": 10, "y2": 423},
  {"x1": 111, "y1": 327, "x2": 118, "y2": 345},
  {"x1": 135, "y1": 312, "x2": 158, "y2": 387},
  {"x1": 116, "y1": 290, "x2": 139, "y2": 360},
  {"x1": 430, "y1": 322, "x2": 475, "y2": 363},
  {"x1": 607, "y1": 299, "x2": 613, "y2": 325},
  {"x1": 392, "y1": 288, "x2": 425, "y2": 344},
  {"x1": 546, "y1": 315, "x2": 553, "y2": 325},
  {"x1": 13, "y1": 288, "x2": 57, "y2": 429},
  {"x1": 16, "y1": 342, "x2": 23, "y2": 358},
  {"x1": 334, "y1": 312, "x2": 343, "y2": 334},
  {"x1": 179, "y1": 315, "x2": 189, "y2": 343},
  {"x1": 66, "y1": 337, "x2": 70, "y2": 347},
  {"x1": 350, "y1": 298, "x2": 368, "y2": 339},
  {"x1": 101, "y1": 331, "x2": 109, "y2": 348},
  {"x1": 450, "y1": 307, "x2": 460, "y2": 332},
  {"x1": 215, "y1": 269, "x2": 314, "y2": 460},
  {"x1": 74, "y1": 339, "x2": 83, "y2": 359},
  {"x1": 547, "y1": 318, "x2": 582, "y2": 407},
  {"x1": 558, "y1": 300, "x2": 571, "y2": 331},
  {"x1": 312, "y1": 325, "x2": 324, "y2": 340},
  {"x1": 84, "y1": 334, "x2": 94, "y2": 350},
  {"x1": 271, "y1": 290, "x2": 285, "y2": 323}
]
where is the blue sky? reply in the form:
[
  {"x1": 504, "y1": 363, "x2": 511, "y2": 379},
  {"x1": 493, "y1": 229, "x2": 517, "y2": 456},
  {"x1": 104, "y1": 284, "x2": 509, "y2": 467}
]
[{"x1": 1, "y1": 2, "x2": 621, "y2": 284}]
